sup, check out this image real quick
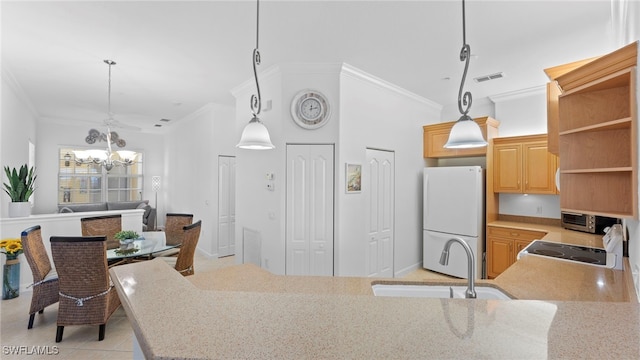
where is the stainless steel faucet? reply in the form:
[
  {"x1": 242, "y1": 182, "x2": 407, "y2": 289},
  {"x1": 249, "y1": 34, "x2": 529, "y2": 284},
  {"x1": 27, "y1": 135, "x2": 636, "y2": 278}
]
[{"x1": 439, "y1": 237, "x2": 476, "y2": 299}]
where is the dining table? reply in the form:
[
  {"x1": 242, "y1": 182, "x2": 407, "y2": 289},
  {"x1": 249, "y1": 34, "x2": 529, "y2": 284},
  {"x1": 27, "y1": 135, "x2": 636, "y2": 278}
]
[{"x1": 107, "y1": 231, "x2": 178, "y2": 266}]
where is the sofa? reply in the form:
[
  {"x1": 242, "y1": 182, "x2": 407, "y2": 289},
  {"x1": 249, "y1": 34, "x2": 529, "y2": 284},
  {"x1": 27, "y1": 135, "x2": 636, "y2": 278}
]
[{"x1": 58, "y1": 200, "x2": 156, "y2": 231}]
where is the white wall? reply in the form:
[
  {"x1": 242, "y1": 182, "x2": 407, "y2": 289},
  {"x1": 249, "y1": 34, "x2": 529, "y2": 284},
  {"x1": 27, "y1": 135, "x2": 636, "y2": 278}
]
[
  {"x1": 491, "y1": 87, "x2": 547, "y2": 137},
  {"x1": 233, "y1": 64, "x2": 339, "y2": 275},
  {"x1": 338, "y1": 65, "x2": 441, "y2": 277},
  {"x1": 165, "y1": 103, "x2": 236, "y2": 258},
  {"x1": 0, "y1": 69, "x2": 38, "y2": 218}
]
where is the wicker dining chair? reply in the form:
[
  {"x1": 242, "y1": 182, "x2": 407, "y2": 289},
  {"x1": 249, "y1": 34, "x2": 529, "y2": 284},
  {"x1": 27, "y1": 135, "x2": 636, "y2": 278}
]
[
  {"x1": 159, "y1": 220, "x2": 201, "y2": 276},
  {"x1": 21, "y1": 225, "x2": 59, "y2": 329},
  {"x1": 80, "y1": 214, "x2": 122, "y2": 250},
  {"x1": 50, "y1": 235, "x2": 121, "y2": 342},
  {"x1": 154, "y1": 213, "x2": 193, "y2": 257},
  {"x1": 165, "y1": 213, "x2": 193, "y2": 246}
]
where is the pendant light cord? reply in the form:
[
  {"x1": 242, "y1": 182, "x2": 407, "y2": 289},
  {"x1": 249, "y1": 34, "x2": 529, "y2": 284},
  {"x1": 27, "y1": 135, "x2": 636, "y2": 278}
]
[
  {"x1": 250, "y1": 0, "x2": 262, "y2": 117},
  {"x1": 457, "y1": 0, "x2": 472, "y2": 118},
  {"x1": 104, "y1": 60, "x2": 116, "y2": 157}
]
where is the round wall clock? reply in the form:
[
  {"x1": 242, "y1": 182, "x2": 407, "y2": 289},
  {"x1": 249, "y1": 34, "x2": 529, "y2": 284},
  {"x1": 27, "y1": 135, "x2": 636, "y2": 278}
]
[{"x1": 290, "y1": 90, "x2": 331, "y2": 129}]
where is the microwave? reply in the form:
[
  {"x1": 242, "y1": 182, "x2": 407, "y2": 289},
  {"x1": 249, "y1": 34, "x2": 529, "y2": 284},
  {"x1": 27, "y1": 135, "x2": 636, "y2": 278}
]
[{"x1": 561, "y1": 212, "x2": 619, "y2": 234}]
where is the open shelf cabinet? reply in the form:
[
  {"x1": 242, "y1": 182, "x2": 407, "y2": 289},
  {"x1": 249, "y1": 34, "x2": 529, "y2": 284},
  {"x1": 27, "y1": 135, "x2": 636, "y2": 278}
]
[{"x1": 556, "y1": 43, "x2": 637, "y2": 219}]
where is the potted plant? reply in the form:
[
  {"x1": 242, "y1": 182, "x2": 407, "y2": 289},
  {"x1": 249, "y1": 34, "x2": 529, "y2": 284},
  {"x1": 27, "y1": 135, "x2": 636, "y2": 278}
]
[
  {"x1": 114, "y1": 230, "x2": 140, "y2": 250},
  {"x1": 3, "y1": 165, "x2": 36, "y2": 218}
]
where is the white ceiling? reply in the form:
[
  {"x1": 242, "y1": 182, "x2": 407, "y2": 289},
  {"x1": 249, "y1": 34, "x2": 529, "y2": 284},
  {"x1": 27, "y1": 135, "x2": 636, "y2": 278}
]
[{"x1": 1, "y1": 0, "x2": 617, "y2": 133}]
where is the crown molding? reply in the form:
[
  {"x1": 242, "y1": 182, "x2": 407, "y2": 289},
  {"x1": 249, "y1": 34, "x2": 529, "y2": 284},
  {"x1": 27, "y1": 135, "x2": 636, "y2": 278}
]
[
  {"x1": 340, "y1": 63, "x2": 442, "y2": 111},
  {"x1": 230, "y1": 64, "x2": 282, "y2": 98},
  {"x1": 1, "y1": 66, "x2": 40, "y2": 119}
]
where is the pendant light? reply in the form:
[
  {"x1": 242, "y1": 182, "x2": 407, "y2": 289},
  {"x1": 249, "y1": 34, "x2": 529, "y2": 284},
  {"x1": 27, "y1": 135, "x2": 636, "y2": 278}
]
[
  {"x1": 444, "y1": 0, "x2": 487, "y2": 149},
  {"x1": 237, "y1": 0, "x2": 275, "y2": 150}
]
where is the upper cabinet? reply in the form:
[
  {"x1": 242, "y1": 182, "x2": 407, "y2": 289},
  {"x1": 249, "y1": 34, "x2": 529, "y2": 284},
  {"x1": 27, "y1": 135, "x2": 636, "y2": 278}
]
[
  {"x1": 493, "y1": 134, "x2": 558, "y2": 194},
  {"x1": 554, "y1": 41, "x2": 638, "y2": 219},
  {"x1": 423, "y1": 117, "x2": 500, "y2": 158}
]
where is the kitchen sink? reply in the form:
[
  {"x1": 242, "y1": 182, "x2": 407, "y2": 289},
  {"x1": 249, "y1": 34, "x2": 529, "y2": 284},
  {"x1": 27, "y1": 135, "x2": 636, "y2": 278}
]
[{"x1": 371, "y1": 284, "x2": 513, "y2": 300}]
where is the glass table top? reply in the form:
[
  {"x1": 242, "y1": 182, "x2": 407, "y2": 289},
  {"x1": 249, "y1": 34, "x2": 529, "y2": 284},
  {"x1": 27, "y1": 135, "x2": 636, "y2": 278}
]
[{"x1": 107, "y1": 231, "x2": 179, "y2": 260}]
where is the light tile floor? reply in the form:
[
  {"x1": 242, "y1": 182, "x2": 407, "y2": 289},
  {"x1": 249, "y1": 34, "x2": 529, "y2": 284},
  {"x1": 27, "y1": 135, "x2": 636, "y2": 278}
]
[{"x1": 0, "y1": 254, "x2": 450, "y2": 359}]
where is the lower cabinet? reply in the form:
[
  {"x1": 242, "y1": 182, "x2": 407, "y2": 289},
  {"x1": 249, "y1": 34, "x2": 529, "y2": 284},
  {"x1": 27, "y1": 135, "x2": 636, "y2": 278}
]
[{"x1": 486, "y1": 226, "x2": 546, "y2": 278}]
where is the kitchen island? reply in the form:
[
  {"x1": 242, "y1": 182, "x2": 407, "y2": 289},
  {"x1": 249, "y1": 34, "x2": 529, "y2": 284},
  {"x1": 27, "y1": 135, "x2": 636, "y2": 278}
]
[{"x1": 109, "y1": 258, "x2": 640, "y2": 359}]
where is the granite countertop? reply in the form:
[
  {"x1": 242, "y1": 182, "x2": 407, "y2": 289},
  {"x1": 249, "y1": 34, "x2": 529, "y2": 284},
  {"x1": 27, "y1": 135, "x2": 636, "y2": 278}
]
[
  {"x1": 109, "y1": 259, "x2": 640, "y2": 359},
  {"x1": 488, "y1": 220, "x2": 637, "y2": 302}
]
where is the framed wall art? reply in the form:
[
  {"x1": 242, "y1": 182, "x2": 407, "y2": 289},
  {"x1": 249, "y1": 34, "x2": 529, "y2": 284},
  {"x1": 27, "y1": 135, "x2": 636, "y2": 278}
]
[{"x1": 346, "y1": 163, "x2": 361, "y2": 193}]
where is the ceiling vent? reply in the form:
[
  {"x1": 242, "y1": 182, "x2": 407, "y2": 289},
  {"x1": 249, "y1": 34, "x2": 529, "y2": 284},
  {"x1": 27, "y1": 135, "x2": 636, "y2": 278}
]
[
  {"x1": 474, "y1": 72, "x2": 505, "y2": 83},
  {"x1": 155, "y1": 118, "x2": 171, "y2": 128}
]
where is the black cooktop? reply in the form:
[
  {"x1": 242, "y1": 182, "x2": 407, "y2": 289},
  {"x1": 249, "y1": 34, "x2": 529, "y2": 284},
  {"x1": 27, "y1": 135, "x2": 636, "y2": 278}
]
[{"x1": 520, "y1": 240, "x2": 607, "y2": 266}]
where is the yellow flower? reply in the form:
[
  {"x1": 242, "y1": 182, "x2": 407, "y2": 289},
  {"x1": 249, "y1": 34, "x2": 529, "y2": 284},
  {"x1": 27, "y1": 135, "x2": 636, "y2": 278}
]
[
  {"x1": 5, "y1": 242, "x2": 21, "y2": 254},
  {"x1": 0, "y1": 238, "x2": 23, "y2": 256}
]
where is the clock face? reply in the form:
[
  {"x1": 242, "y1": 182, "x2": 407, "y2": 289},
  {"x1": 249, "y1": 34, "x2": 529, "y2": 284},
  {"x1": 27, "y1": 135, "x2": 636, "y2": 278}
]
[
  {"x1": 291, "y1": 90, "x2": 331, "y2": 129},
  {"x1": 300, "y1": 98, "x2": 322, "y2": 121}
]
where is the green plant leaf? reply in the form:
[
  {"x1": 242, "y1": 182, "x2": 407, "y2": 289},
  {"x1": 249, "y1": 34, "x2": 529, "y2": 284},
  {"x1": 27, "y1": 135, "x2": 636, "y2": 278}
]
[{"x1": 2, "y1": 165, "x2": 36, "y2": 202}]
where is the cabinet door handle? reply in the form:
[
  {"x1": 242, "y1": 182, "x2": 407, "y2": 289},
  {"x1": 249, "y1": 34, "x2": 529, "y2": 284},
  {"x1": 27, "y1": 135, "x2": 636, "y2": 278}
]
[{"x1": 510, "y1": 232, "x2": 519, "y2": 236}]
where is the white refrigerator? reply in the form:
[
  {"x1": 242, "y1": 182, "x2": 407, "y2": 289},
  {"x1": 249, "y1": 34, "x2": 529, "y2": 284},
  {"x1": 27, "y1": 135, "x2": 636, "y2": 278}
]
[{"x1": 423, "y1": 166, "x2": 484, "y2": 279}]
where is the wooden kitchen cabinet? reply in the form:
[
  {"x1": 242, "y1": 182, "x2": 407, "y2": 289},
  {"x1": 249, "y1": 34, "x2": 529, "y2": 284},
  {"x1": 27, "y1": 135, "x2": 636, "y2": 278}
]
[
  {"x1": 544, "y1": 57, "x2": 598, "y2": 155},
  {"x1": 486, "y1": 226, "x2": 546, "y2": 279},
  {"x1": 493, "y1": 134, "x2": 558, "y2": 194},
  {"x1": 555, "y1": 41, "x2": 638, "y2": 219},
  {"x1": 423, "y1": 117, "x2": 499, "y2": 158}
]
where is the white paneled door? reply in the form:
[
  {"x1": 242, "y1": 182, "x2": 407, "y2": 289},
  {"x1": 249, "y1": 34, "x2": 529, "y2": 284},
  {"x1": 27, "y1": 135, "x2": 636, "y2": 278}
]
[
  {"x1": 365, "y1": 148, "x2": 395, "y2": 278},
  {"x1": 217, "y1": 156, "x2": 236, "y2": 257},
  {"x1": 286, "y1": 144, "x2": 334, "y2": 276}
]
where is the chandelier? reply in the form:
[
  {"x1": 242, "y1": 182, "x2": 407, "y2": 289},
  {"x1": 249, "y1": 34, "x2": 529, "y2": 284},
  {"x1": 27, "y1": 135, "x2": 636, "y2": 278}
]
[
  {"x1": 236, "y1": 0, "x2": 275, "y2": 150},
  {"x1": 443, "y1": 0, "x2": 487, "y2": 149},
  {"x1": 73, "y1": 60, "x2": 139, "y2": 171}
]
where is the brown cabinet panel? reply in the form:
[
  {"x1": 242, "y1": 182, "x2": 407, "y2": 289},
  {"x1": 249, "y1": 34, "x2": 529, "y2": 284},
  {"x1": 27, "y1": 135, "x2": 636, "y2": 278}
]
[
  {"x1": 546, "y1": 81, "x2": 562, "y2": 155},
  {"x1": 524, "y1": 142, "x2": 557, "y2": 194},
  {"x1": 493, "y1": 135, "x2": 558, "y2": 194},
  {"x1": 486, "y1": 226, "x2": 545, "y2": 279},
  {"x1": 487, "y1": 226, "x2": 545, "y2": 241},
  {"x1": 486, "y1": 236, "x2": 512, "y2": 279},
  {"x1": 424, "y1": 127, "x2": 454, "y2": 158},
  {"x1": 493, "y1": 144, "x2": 521, "y2": 192}
]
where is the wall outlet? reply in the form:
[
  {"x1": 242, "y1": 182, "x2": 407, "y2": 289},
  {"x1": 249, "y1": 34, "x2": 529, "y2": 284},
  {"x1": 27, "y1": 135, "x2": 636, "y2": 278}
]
[{"x1": 536, "y1": 205, "x2": 543, "y2": 214}]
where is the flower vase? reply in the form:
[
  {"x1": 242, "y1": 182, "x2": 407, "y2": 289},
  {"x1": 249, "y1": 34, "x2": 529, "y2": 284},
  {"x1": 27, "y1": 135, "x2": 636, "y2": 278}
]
[
  {"x1": 2, "y1": 255, "x2": 20, "y2": 299},
  {"x1": 120, "y1": 239, "x2": 135, "y2": 250}
]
